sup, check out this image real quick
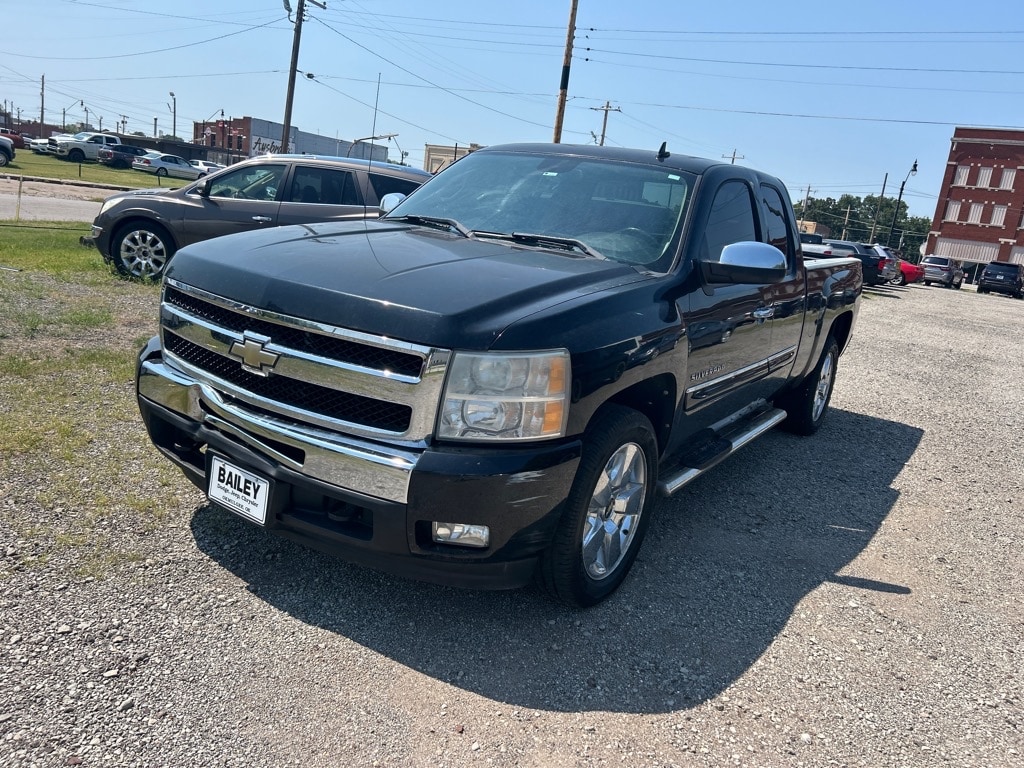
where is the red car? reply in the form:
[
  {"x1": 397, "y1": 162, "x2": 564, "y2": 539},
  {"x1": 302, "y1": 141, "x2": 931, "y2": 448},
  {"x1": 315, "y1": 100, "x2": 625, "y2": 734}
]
[
  {"x1": 890, "y1": 259, "x2": 925, "y2": 286},
  {"x1": 0, "y1": 128, "x2": 26, "y2": 150}
]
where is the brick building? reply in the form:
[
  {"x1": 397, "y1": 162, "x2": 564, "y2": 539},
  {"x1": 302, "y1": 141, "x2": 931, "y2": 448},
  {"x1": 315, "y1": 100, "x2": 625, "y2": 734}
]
[{"x1": 926, "y1": 127, "x2": 1024, "y2": 273}]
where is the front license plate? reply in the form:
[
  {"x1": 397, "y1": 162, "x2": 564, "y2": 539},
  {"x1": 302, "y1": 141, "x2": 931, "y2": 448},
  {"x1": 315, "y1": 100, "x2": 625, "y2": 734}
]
[{"x1": 208, "y1": 456, "x2": 270, "y2": 525}]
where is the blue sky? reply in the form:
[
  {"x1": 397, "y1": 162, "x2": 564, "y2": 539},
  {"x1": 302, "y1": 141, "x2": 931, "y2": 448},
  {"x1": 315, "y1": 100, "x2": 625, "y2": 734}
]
[{"x1": 3, "y1": 0, "x2": 1023, "y2": 219}]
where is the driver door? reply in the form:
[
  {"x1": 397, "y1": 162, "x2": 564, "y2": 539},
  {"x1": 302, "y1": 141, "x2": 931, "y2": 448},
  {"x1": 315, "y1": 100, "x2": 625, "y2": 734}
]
[{"x1": 180, "y1": 163, "x2": 288, "y2": 247}]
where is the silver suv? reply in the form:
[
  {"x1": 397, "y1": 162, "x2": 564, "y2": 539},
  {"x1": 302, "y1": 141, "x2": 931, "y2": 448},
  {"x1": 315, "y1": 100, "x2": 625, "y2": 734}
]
[
  {"x1": 86, "y1": 155, "x2": 431, "y2": 280},
  {"x1": 920, "y1": 255, "x2": 965, "y2": 289}
]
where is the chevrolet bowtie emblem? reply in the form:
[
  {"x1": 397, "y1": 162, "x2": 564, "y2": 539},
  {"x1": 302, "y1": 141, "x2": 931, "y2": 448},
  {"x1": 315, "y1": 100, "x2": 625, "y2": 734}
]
[{"x1": 229, "y1": 332, "x2": 280, "y2": 376}]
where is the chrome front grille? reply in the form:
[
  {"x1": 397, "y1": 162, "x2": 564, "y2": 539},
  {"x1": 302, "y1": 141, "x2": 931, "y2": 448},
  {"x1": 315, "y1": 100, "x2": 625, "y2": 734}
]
[{"x1": 160, "y1": 279, "x2": 451, "y2": 443}]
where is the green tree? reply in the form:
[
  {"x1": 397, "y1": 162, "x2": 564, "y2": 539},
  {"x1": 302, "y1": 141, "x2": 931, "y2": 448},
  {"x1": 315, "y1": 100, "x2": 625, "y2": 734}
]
[{"x1": 795, "y1": 194, "x2": 931, "y2": 260}]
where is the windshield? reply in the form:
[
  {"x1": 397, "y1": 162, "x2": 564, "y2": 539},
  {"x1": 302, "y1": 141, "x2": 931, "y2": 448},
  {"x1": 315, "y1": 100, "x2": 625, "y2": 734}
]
[{"x1": 386, "y1": 150, "x2": 693, "y2": 270}]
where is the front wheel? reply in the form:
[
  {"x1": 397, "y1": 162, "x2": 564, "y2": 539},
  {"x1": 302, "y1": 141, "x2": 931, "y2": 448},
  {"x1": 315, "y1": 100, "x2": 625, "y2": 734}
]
[
  {"x1": 538, "y1": 405, "x2": 658, "y2": 608},
  {"x1": 110, "y1": 221, "x2": 176, "y2": 280},
  {"x1": 779, "y1": 335, "x2": 839, "y2": 436},
  {"x1": 68, "y1": 149, "x2": 85, "y2": 163},
  {"x1": 889, "y1": 272, "x2": 907, "y2": 286}
]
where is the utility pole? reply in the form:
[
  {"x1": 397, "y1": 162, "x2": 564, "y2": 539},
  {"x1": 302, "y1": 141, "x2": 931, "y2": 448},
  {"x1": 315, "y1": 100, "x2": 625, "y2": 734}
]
[
  {"x1": 280, "y1": 0, "x2": 325, "y2": 152},
  {"x1": 868, "y1": 173, "x2": 888, "y2": 243},
  {"x1": 552, "y1": 0, "x2": 579, "y2": 143},
  {"x1": 722, "y1": 149, "x2": 744, "y2": 164},
  {"x1": 798, "y1": 184, "x2": 814, "y2": 230},
  {"x1": 841, "y1": 204, "x2": 852, "y2": 240},
  {"x1": 39, "y1": 74, "x2": 44, "y2": 133},
  {"x1": 589, "y1": 101, "x2": 620, "y2": 146}
]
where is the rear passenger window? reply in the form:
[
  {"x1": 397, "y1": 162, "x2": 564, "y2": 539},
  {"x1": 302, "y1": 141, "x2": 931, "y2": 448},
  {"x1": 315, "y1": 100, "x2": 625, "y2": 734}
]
[
  {"x1": 759, "y1": 184, "x2": 794, "y2": 262},
  {"x1": 702, "y1": 181, "x2": 757, "y2": 262},
  {"x1": 368, "y1": 173, "x2": 421, "y2": 202},
  {"x1": 288, "y1": 167, "x2": 359, "y2": 205}
]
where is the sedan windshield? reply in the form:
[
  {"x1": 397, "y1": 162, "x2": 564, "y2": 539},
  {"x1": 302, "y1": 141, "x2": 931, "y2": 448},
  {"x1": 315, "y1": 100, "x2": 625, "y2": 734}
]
[{"x1": 386, "y1": 150, "x2": 693, "y2": 270}]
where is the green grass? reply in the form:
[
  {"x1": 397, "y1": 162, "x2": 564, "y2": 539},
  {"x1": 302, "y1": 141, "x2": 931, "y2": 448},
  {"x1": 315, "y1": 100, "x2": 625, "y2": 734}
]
[
  {"x1": 0, "y1": 221, "x2": 109, "y2": 276},
  {"x1": 0, "y1": 225, "x2": 184, "y2": 580},
  {"x1": 3, "y1": 148, "x2": 187, "y2": 190}
]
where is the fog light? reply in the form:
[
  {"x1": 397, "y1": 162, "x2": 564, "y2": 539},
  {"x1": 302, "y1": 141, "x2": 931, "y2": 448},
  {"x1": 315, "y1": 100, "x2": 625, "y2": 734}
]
[{"x1": 432, "y1": 522, "x2": 490, "y2": 548}]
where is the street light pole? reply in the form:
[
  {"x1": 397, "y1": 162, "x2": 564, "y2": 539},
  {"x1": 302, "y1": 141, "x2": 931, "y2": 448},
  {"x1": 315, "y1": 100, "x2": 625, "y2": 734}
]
[
  {"x1": 346, "y1": 133, "x2": 396, "y2": 158},
  {"x1": 887, "y1": 160, "x2": 918, "y2": 249},
  {"x1": 169, "y1": 92, "x2": 176, "y2": 139}
]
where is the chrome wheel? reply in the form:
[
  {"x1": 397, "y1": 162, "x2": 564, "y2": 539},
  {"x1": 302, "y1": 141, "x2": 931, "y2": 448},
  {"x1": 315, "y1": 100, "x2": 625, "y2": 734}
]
[
  {"x1": 539, "y1": 406, "x2": 658, "y2": 606},
  {"x1": 812, "y1": 346, "x2": 836, "y2": 423},
  {"x1": 581, "y1": 441, "x2": 648, "y2": 581},
  {"x1": 116, "y1": 227, "x2": 171, "y2": 280}
]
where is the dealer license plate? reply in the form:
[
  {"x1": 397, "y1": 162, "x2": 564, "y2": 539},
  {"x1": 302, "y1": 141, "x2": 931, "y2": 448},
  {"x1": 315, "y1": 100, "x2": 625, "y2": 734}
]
[{"x1": 208, "y1": 456, "x2": 270, "y2": 525}]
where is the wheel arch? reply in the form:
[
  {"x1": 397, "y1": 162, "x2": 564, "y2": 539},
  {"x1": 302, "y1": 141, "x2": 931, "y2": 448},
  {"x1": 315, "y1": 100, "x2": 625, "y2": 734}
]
[
  {"x1": 597, "y1": 372, "x2": 676, "y2": 456},
  {"x1": 829, "y1": 310, "x2": 855, "y2": 356}
]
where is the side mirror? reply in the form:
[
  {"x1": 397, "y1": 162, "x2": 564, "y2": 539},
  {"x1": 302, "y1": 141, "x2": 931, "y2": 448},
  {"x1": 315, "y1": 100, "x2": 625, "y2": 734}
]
[
  {"x1": 379, "y1": 192, "x2": 406, "y2": 215},
  {"x1": 700, "y1": 241, "x2": 788, "y2": 284},
  {"x1": 194, "y1": 178, "x2": 211, "y2": 197}
]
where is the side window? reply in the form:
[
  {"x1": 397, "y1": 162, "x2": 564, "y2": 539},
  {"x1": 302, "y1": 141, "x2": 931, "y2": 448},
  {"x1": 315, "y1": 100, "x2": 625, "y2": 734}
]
[
  {"x1": 702, "y1": 180, "x2": 757, "y2": 262},
  {"x1": 208, "y1": 164, "x2": 287, "y2": 201},
  {"x1": 368, "y1": 173, "x2": 421, "y2": 202},
  {"x1": 759, "y1": 184, "x2": 794, "y2": 262},
  {"x1": 286, "y1": 167, "x2": 360, "y2": 205}
]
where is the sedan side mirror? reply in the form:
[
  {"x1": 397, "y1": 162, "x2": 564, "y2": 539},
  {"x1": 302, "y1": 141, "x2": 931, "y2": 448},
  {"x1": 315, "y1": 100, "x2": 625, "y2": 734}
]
[{"x1": 194, "y1": 178, "x2": 211, "y2": 197}]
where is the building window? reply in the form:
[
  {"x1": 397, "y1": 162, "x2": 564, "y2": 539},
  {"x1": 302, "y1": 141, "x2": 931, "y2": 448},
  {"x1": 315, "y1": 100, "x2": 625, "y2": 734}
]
[
  {"x1": 991, "y1": 205, "x2": 1007, "y2": 227},
  {"x1": 976, "y1": 167, "x2": 992, "y2": 188},
  {"x1": 953, "y1": 165, "x2": 969, "y2": 186},
  {"x1": 1000, "y1": 169, "x2": 1016, "y2": 190},
  {"x1": 944, "y1": 200, "x2": 961, "y2": 221},
  {"x1": 968, "y1": 203, "x2": 983, "y2": 224}
]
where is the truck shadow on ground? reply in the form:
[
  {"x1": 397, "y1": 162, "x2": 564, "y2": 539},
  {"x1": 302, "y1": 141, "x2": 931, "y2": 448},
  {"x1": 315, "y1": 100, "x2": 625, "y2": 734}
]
[{"x1": 190, "y1": 408, "x2": 923, "y2": 715}]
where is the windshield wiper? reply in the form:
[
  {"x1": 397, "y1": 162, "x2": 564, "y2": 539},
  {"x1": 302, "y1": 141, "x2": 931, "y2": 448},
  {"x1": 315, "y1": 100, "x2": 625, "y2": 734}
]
[
  {"x1": 387, "y1": 214, "x2": 470, "y2": 238},
  {"x1": 471, "y1": 230, "x2": 606, "y2": 259}
]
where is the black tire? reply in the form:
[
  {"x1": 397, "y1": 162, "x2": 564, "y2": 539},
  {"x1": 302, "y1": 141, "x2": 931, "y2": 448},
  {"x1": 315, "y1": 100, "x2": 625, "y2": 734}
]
[
  {"x1": 779, "y1": 334, "x2": 839, "y2": 436},
  {"x1": 156, "y1": 167, "x2": 168, "y2": 178},
  {"x1": 889, "y1": 272, "x2": 907, "y2": 286},
  {"x1": 923, "y1": 281, "x2": 931, "y2": 286},
  {"x1": 68, "y1": 149, "x2": 85, "y2": 163},
  {"x1": 538, "y1": 405, "x2": 659, "y2": 608},
  {"x1": 110, "y1": 221, "x2": 176, "y2": 280},
  {"x1": 0, "y1": 152, "x2": 9, "y2": 167}
]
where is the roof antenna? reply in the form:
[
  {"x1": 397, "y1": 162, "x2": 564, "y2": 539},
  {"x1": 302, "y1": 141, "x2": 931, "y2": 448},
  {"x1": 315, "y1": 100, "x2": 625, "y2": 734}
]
[{"x1": 656, "y1": 141, "x2": 671, "y2": 161}]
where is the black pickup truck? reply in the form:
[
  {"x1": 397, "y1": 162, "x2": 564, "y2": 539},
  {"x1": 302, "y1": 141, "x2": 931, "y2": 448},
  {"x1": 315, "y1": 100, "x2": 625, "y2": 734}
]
[{"x1": 136, "y1": 143, "x2": 862, "y2": 606}]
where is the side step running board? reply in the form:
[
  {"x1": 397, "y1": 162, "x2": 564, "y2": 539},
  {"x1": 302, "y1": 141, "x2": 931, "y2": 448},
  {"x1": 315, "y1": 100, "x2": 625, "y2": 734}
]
[{"x1": 657, "y1": 407, "x2": 788, "y2": 497}]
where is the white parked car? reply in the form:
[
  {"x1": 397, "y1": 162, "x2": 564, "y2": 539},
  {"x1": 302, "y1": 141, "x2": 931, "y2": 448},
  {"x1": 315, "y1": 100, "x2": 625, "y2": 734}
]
[
  {"x1": 189, "y1": 159, "x2": 226, "y2": 174},
  {"x1": 133, "y1": 152, "x2": 203, "y2": 180}
]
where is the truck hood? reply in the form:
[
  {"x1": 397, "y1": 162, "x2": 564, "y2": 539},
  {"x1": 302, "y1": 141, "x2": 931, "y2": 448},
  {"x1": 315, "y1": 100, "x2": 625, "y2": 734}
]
[{"x1": 164, "y1": 219, "x2": 653, "y2": 349}]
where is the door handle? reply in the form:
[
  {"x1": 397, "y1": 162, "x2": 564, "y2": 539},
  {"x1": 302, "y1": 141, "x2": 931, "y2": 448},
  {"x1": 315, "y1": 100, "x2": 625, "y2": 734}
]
[
  {"x1": 753, "y1": 307, "x2": 774, "y2": 320},
  {"x1": 251, "y1": 216, "x2": 273, "y2": 223}
]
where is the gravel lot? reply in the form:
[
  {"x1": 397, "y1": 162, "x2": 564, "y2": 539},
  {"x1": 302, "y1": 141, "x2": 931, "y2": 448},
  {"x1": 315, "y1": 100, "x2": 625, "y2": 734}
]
[{"x1": 1, "y1": 267, "x2": 1021, "y2": 766}]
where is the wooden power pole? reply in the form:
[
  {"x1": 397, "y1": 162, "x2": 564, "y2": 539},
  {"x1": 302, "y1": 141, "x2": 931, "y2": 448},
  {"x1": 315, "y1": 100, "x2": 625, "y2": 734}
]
[{"x1": 552, "y1": 0, "x2": 579, "y2": 143}]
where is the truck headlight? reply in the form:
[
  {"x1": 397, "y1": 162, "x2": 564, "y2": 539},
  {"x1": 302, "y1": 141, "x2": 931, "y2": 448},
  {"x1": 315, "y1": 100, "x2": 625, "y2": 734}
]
[{"x1": 438, "y1": 350, "x2": 570, "y2": 441}]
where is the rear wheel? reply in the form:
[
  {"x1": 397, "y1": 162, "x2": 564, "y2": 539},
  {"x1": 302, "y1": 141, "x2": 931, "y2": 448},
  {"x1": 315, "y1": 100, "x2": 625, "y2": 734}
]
[
  {"x1": 538, "y1": 405, "x2": 658, "y2": 608},
  {"x1": 110, "y1": 221, "x2": 176, "y2": 280},
  {"x1": 889, "y1": 272, "x2": 907, "y2": 286},
  {"x1": 156, "y1": 167, "x2": 168, "y2": 178},
  {"x1": 779, "y1": 335, "x2": 839, "y2": 436},
  {"x1": 0, "y1": 152, "x2": 9, "y2": 167}
]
